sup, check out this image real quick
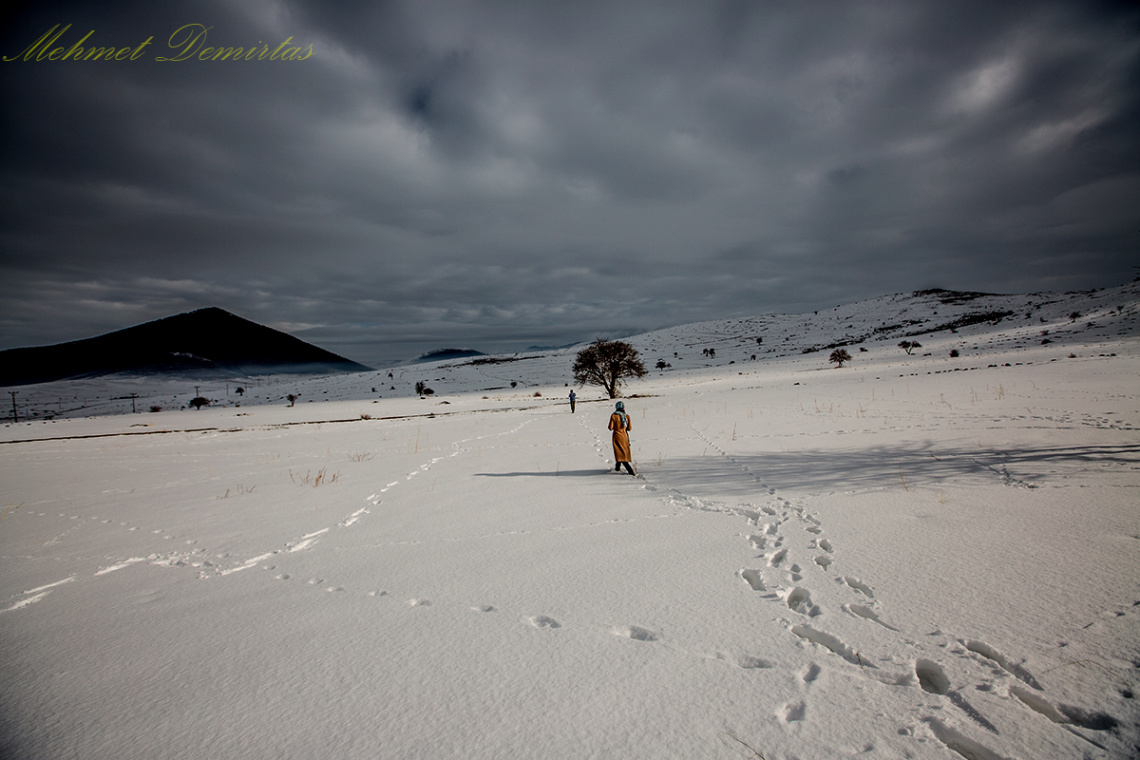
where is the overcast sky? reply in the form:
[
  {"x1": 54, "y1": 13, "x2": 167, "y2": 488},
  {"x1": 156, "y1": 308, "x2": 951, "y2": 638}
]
[{"x1": 2, "y1": 1, "x2": 1137, "y2": 367}]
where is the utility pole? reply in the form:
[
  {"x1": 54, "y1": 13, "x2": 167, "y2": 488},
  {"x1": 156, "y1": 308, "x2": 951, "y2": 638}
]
[
  {"x1": 8, "y1": 391, "x2": 17, "y2": 423},
  {"x1": 129, "y1": 393, "x2": 138, "y2": 413}
]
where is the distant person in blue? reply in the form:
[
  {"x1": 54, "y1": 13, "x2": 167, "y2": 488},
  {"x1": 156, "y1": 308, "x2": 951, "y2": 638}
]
[
  {"x1": 608, "y1": 401, "x2": 635, "y2": 475},
  {"x1": 568, "y1": 389, "x2": 576, "y2": 413}
]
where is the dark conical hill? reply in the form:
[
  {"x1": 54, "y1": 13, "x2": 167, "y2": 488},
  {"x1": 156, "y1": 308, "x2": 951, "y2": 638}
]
[{"x1": 0, "y1": 307, "x2": 371, "y2": 386}]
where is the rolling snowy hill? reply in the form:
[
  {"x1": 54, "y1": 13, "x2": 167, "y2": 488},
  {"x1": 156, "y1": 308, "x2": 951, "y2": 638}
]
[{"x1": 5, "y1": 283, "x2": 1136, "y2": 421}]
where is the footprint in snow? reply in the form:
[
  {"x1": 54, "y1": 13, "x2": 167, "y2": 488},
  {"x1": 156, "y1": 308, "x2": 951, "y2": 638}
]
[
  {"x1": 612, "y1": 625, "x2": 658, "y2": 641},
  {"x1": 802, "y1": 663, "x2": 822, "y2": 683},
  {"x1": 739, "y1": 568, "x2": 767, "y2": 591},
  {"x1": 786, "y1": 587, "x2": 821, "y2": 617},
  {"x1": 843, "y1": 576, "x2": 873, "y2": 598},
  {"x1": 791, "y1": 625, "x2": 871, "y2": 669},
  {"x1": 916, "y1": 658, "x2": 998, "y2": 732},
  {"x1": 727, "y1": 654, "x2": 774, "y2": 669},
  {"x1": 526, "y1": 615, "x2": 560, "y2": 628},
  {"x1": 962, "y1": 640, "x2": 1042, "y2": 690},
  {"x1": 915, "y1": 659, "x2": 950, "y2": 694},
  {"x1": 845, "y1": 604, "x2": 900, "y2": 631},
  {"x1": 781, "y1": 700, "x2": 807, "y2": 723}
]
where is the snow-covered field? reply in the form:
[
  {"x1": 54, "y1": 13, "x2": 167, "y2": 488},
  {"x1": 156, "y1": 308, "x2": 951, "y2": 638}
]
[{"x1": 2, "y1": 285, "x2": 1138, "y2": 759}]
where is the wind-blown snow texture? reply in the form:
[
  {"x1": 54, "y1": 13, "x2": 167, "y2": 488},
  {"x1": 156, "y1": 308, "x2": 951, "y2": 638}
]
[{"x1": 2, "y1": 285, "x2": 1138, "y2": 759}]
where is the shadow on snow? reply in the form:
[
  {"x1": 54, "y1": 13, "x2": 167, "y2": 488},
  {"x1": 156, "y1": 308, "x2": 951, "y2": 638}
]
[
  {"x1": 475, "y1": 469, "x2": 609, "y2": 478},
  {"x1": 647, "y1": 442, "x2": 1140, "y2": 496}
]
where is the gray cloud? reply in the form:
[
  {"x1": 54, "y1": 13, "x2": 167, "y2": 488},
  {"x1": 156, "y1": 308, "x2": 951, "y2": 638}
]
[{"x1": 1, "y1": 0, "x2": 1137, "y2": 366}]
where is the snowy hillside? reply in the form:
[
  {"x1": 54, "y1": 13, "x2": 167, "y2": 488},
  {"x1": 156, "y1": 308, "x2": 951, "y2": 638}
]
[
  {"x1": 1, "y1": 283, "x2": 1138, "y2": 759},
  {"x1": 5, "y1": 282, "x2": 1139, "y2": 422}
]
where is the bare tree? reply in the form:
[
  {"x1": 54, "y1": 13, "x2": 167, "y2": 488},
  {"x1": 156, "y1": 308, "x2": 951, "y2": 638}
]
[
  {"x1": 829, "y1": 349, "x2": 852, "y2": 368},
  {"x1": 572, "y1": 339, "x2": 647, "y2": 399},
  {"x1": 898, "y1": 340, "x2": 922, "y2": 355}
]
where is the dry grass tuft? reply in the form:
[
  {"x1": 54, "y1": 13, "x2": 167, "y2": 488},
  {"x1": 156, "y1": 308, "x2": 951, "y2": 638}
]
[
  {"x1": 724, "y1": 731, "x2": 767, "y2": 759},
  {"x1": 217, "y1": 484, "x2": 255, "y2": 500},
  {"x1": 290, "y1": 467, "x2": 340, "y2": 487}
]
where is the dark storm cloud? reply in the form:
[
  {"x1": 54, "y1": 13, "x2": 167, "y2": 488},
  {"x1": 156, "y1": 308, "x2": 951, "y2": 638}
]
[{"x1": 1, "y1": 0, "x2": 1137, "y2": 365}]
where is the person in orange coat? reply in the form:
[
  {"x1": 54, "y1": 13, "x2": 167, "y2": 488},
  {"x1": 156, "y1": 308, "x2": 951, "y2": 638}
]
[{"x1": 608, "y1": 401, "x2": 635, "y2": 475}]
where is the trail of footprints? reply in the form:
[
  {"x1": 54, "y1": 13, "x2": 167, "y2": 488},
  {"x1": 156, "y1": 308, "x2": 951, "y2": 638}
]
[
  {"x1": 689, "y1": 420, "x2": 1128, "y2": 757},
  {"x1": 7, "y1": 419, "x2": 657, "y2": 641},
  {"x1": 7, "y1": 415, "x2": 678, "y2": 654},
  {"x1": 4, "y1": 421, "x2": 538, "y2": 605},
  {"x1": 736, "y1": 497, "x2": 1126, "y2": 753}
]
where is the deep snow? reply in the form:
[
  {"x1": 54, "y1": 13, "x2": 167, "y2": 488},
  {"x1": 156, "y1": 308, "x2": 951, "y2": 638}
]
[{"x1": 2, "y1": 284, "x2": 1138, "y2": 759}]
